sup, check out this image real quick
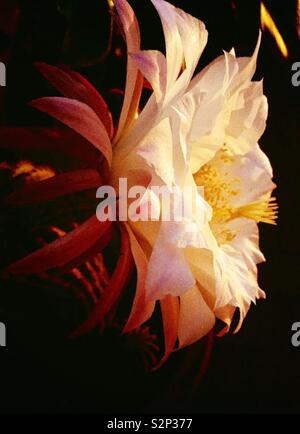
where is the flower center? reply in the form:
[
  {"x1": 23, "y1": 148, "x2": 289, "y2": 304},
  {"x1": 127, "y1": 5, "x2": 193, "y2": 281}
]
[
  {"x1": 193, "y1": 149, "x2": 277, "y2": 244},
  {"x1": 193, "y1": 158, "x2": 240, "y2": 224}
]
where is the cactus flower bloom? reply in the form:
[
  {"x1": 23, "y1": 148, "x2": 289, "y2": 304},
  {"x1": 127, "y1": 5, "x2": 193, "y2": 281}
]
[{"x1": 3, "y1": 0, "x2": 276, "y2": 366}]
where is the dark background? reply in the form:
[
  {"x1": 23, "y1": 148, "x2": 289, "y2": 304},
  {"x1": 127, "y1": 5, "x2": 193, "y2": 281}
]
[{"x1": 0, "y1": 0, "x2": 299, "y2": 414}]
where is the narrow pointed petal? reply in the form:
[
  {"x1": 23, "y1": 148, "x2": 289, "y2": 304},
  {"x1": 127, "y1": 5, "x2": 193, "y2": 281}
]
[
  {"x1": 151, "y1": 0, "x2": 207, "y2": 93},
  {"x1": 188, "y1": 49, "x2": 238, "y2": 93},
  {"x1": 215, "y1": 304, "x2": 236, "y2": 337},
  {"x1": 71, "y1": 224, "x2": 134, "y2": 337},
  {"x1": 151, "y1": 0, "x2": 183, "y2": 89},
  {"x1": 6, "y1": 169, "x2": 102, "y2": 205},
  {"x1": 231, "y1": 32, "x2": 262, "y2": 94},
  {"x1": 123, "y1": 224, "x2": 155, "y2": 333},
  {"x1": 3, "y1": 216, "x2": 113, "y2": 275},
  {"x1": 114, "y1": 0, "x2": 143, "y2": 142},
  {"x1": 30, "y1": 97, "x2": 112, "y2": 166},
  {"x1": 0, "y1": 127, "x2": 101, "y2": 169},
  {"x1": 132, "y1": 50, "x2": 167, "y2": 101},
  {"x1": 60, "y1": 68, "x2": 114, "y2": 140},
  {"x1": 113, "y1": 0, "x2": 208, "y2": 164},
  {"x1": 35, "y1": 62, "x2": 114, "y2": 139}
]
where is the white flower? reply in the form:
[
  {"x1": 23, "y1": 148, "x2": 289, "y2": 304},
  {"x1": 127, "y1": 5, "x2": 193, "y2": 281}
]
[
  {"x1": 6, "y1": 0, "x2": 276, "y2": 366},
  {"x1": 116, "y1": 0, "x2": 276, "y2": 356}
]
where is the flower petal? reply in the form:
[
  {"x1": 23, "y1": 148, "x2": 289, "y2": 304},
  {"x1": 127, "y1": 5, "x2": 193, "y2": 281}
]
[
  {"x1": 123, "y1": 223, "x2": 155, "y2": 333},
  {"x1": 3, "y1": 216, "x2": 113, "y2": 275},
  {"x1": 136, "y1": 118, "x2": 175, "y2": 188},
  {"x1": 30, "y1": 97, "x2": 112, "y2": 166},
  {"x1": 0, "y1": 127, "x2": 100, "y2": 168},
  {"x1": 35, "y1": 62, "x2": 114, "y2": 139},
  {"x1": 226, "y1": 218, "x2": 265, "y2": 268},
  {"x1": 132, "y1": 50, "x2": 167, "y2": 101},
  {"x1": 114, "y1": 0, "x2": 143, "y2": 142},
  {"x1": 226, "y1": 82, "x2": 268, "y2": 154},
  {"x1": 230, "y1": 32, "x2": 262, "y2": 94},
  {"x1": 151, "y1": 0, "x2": 207, "y2": 94},
  {"x1": 211, "y1": 143, "x2": 275, "y2": 206},
  {"x1": 6, "y1": 169, "x2": 102, "y2": 205},
  {"x1": 145, "y1": 222, "x2": 195, "y2": 302},
  {"x1": 170, "y1": 92, "x2": 224, "y2": 174},
  {"x1": 215, "y1": 244, "x2": 264, "y2": 314},
  {"x1": 185, "y1": 246, "x2": 217, "y2": 299},
  {"x1": 113, "y1": 0, "x2": 207, "y2": 163},
  {"x1": 178, "y1": 285, "x2": 215, "y2": 347},
  {"x1": 214, "y1": 304, "x2": 236, "y2": 337},
  {"x1": 71, "y1": 224, "x2": 134, "y2": 337},
  {"x1": 184, "y1": 36, "x2": 266, "y2": 169}
]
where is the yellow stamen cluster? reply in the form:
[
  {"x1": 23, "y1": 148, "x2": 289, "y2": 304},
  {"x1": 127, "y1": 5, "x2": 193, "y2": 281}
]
[
  {"x1": 194, "y1": 154, "x2": 278, "y2": 245},
  {"x1": 193, "y1": 162, "x2": 240, "y2": 225},
  {"x1": 232, "y1": 197, "x2": 278, "y2": 225}
]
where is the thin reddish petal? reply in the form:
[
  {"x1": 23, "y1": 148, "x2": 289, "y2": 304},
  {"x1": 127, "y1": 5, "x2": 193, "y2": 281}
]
[
  {"x1": 64, "y1": 69, "x2": 114, "y2": 140},
  {"x1": 3, "y1": 216, "x2": 113, "y2": 276},
  {"x1": 194, "y1": 330, "x2": 214, "y2": 388},
  {"x1": 56, "y1": 229, "x2": 113, "y2": 275},
  {"x1": 35, "y1": 62, "x2": 114, "y2": 139},
  {"x1": 0, "y1": 127, "x2": 102, "y2": 169},
  {"x1": 71, "y1": 224, "x2": 134, "y2": 337},
  {"x1": 30, "y1": 97, "x2": 112, "y2": 166},
  {"x1": 6, "y1": 169, "x2": 102, "y2": 205}
]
